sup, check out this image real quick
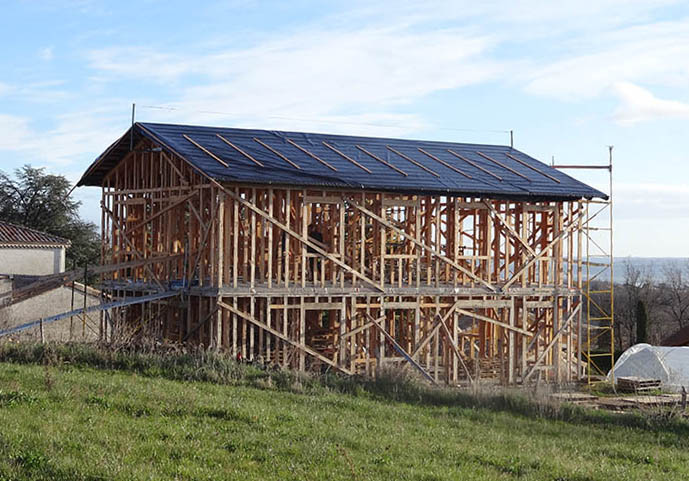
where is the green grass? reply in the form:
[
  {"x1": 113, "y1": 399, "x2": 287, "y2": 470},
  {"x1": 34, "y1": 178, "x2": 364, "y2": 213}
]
[{"x1": 0, "y1": 344, "x2": 688, "y2": 480}]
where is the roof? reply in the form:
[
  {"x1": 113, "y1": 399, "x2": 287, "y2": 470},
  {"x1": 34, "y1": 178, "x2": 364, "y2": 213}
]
[
  {"x1": 78, "y1": 122, "x2": 607, "y2": 201},
  {"x1": 0, "y1": 221, "x2": 71, "y2": 248},
  {"x1": 661, "y1": 326, "x2": 689, "y2": 347}
]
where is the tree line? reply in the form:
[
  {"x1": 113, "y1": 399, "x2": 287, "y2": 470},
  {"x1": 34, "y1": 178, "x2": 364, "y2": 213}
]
[
  {"x1": 605, "y1": 259, "x2": 689, "y2": 349},
  {"x1": 0, "y1": 165, "x2": 100, "y2": 268}
]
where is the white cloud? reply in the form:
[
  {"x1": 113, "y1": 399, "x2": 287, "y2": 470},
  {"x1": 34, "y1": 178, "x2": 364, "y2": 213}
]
[
  {"x1": 87, "y1": 26, "x2": 504, "y2": 137},
  {"x1": 523, "y1": 19, "x2": 689, "y2": 100},
  {"x1": 0, "y1": 110, "x2": 123, "y2": 167},
  {"x1": 0, "y1": 114, "x2": 33, "y2": 151},
  {"x1": 612, "y1": 82, "x2": 689, "y2": 124},
  {"x1": 39, "y1": 46, "x2": 54, "y2": 61},
  {"x1": 615, "y1": 182, "x2": 689, "y2": 219}
]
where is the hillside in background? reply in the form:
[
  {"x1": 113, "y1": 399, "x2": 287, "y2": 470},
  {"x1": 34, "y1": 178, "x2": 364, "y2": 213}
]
[{"x1": 591, "y1": 257, "x2": 688, "y2": 283}]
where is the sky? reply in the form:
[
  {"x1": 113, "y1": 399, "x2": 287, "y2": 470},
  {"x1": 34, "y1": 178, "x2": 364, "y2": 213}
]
[{"x1": 1, "y1": 0, "x2": 688, "y2": 257}]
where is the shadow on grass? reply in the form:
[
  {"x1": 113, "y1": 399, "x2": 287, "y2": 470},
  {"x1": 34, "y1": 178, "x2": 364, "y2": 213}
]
[{"x1": 2, "y1": 341, "x2": 689, "y2": 440}]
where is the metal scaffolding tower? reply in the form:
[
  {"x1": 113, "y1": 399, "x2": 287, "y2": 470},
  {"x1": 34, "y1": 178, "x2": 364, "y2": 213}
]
[{"x1": 554, "y1": 147, "x2": 614, "y2": 383}]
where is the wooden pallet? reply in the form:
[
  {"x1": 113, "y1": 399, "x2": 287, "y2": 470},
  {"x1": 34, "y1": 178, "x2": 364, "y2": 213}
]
[{"x1": 617, "y1": 376, "x2": 662, "y2": 393}]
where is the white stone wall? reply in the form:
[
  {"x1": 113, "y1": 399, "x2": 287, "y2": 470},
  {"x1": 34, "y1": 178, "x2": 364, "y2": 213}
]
[
  {"x1": 0, "y1": 283, "x2": 101, "y2": 342},
  {"x1": 0, "y1": 247, "x2": 66, "y2": 276}
]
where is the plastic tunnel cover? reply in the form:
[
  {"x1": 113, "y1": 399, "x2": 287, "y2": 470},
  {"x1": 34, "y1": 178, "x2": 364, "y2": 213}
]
[{"x1": 609, "y1": 343, "x2": 689, "y2": 392}]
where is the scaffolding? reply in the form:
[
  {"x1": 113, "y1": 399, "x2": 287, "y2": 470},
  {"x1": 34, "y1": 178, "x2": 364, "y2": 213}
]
[{"x1": 553, "y1": 147, "x2": 614, "y2": 383}]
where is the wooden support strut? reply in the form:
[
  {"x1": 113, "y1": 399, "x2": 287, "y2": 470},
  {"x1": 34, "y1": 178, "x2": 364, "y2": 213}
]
[
  {"x1": 523, "y1": 304, "x2": 580, "y2": 381},
  {"x1": 211, "y1": 182, "x2": 384, "y2": 292},
  {"x1": 345, "y1": 197, "x2": 497, "y2": 292},
  {"x1": 482, "y1": 201, "x2": 537, "y2": 257},
  {"x1": 368, "y1": 314, "x2": 436, "y2": 385},
  {"x1": 455, "y1": 308, "x2": 532, "y2": 336},
  {"x1": 437, "y1": 315, "x2": 473, "y2": 383},
  {"x1": 102, "y1": 205, "x2": 166, "y2": 291},
  {"x1": 128, "y1": 191, "x2": 199, "y2": 234},
  {"x1": 503, "y1": 212, "x2": 584, "y2": 289},
  {"x1": 218, "y1": 300, "x2": 352, "y2": 374}
]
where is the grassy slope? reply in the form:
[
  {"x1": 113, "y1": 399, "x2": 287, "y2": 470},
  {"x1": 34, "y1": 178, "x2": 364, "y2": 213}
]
[{"x1": 0, "y1": 361, "x2": 688, "y2": 480}]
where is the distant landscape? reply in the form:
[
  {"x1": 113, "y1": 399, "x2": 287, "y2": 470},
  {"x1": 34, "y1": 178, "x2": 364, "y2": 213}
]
[{"x1": 592, "y1": 257, "x2": 688, "y2": 283}]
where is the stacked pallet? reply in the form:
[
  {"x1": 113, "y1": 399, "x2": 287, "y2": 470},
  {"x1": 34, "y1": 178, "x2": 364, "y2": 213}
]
[{"x1": 617, "y1": 376, "x2": 662, "y2": 393}]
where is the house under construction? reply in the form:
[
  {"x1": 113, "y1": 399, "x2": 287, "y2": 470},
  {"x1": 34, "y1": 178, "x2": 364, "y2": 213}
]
[{"x1": 76, "y1": 122, "x2": 611, "y2": 384}]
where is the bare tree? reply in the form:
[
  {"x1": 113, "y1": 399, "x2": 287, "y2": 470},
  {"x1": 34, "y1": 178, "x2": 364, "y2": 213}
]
[
  {"x1": 614, "y1": 259, "x2": 657, "y2": 349},
  {"x1": 660, "y1": 260, "x2": 689, "y2": 331}
]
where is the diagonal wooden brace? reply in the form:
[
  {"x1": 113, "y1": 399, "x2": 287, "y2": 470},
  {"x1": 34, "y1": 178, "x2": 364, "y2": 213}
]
[
  {"x1": 368, "y1": 314, "x2": 436, "y2": 385},
  {"x1": 218, "y1": 300, "x2": 352, "y2": 374},
  {"x1": 347, "y1": 197, "x2": 497, "y2": 292}
]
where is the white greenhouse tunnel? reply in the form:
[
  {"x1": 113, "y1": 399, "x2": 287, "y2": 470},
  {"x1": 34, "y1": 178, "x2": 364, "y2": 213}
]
[{"x1": 608, "y1": 343, "x2": 689, "y2": 392}]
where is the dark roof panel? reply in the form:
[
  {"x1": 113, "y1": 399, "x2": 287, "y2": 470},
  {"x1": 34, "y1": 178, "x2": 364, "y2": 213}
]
[{"x1": 78, "y1": 122, "x2": 606, "y2": 200}]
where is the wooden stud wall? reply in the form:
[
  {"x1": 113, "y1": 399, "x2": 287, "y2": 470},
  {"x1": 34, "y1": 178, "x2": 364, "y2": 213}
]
[{"x1": 100, "y1": 139, "x2": 591, "y2": 384}]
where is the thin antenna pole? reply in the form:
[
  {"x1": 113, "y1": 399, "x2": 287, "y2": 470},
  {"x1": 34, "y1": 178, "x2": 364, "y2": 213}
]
[
  {"x1": 130, "y1": 103, "x2": 136, "y2": 151},
  {"x1": 510, "y1": 130, "x2": 514, "y2": 148}
]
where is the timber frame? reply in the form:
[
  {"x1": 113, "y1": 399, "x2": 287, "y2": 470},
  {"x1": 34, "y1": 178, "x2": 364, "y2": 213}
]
[{"x1": 98, "y1": 136, "x2": 600, "y2": 385}]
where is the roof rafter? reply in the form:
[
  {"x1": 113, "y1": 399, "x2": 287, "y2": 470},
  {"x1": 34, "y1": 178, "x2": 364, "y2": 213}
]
[
  {"x1": 322, "y1": 141, "x2": 372, "y2": 174},
  {"x1": 417, "y1": 148, "x2": 472, "y2": 179},
  {"x1": 182, "y1": 134, "x2": 229, "y2": 168},
  {"x1": 216, "y1": 134, "x2": 264, "y2": 167},
  {"x1": 252, "y1": 137, "x2": 301, "y2": 170},
  {"x1": 356, "y1": 146, "x2": 408, "y2": 177},
  {"x1": 286, "y1": 139, "x2": 338, "y2": 171},
  {"x1": 386, "y1": 145, "x2": 439, "y2": 177},
  {"x1": 476, "y1": 151, "x2": 530, "y2": 181},
  {"x1": 447, "y1": 149, "x2": 503, "y2": 181},
  {"x1": 505, "y1": 152, "x2": 560, "y2": 183}
]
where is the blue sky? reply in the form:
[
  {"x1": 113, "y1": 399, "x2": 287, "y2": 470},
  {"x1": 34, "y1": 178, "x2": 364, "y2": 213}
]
[{"x1": 1, "y1": 0, "x2": 688, "y2": 256}]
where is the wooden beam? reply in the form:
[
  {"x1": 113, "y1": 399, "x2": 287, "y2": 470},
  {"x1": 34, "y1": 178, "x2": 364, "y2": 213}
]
[
  {"x1": 417, "y1": 148, "x2": 472, "y2": 179},
  {"x1": 476, "y1": 151, "x2": 530, "y2": 181},
  {"x1": 252, "y1": 138, "x2": 301, "y2": 170},
  {"x1": 346, "y1": 197, "x2": 497, "y2": 292},
  {"x1": 322, "y1": 141, "x2": 372, "y2": 174},
  {"x1": 182, "y1": 134, "x2": 229, "y2": 168},
  {"x1": 456, "y1": 308, "x2": 532, "y2": 336},
  {"x1": 447, "y1": 149, "x2": 502, "y2": 181},
  {"x1": 368, "y1": 314, "x2": 436, "y2": 384},
  {"x1": 385, "y1": 145, "x2": 439, "y2": 177},
  {"x1": 216, "y1": 134, "x2": 264, "y2": 167},
  {"x1": 356, "y1": 145, "x2": 408, "y2": 176},
  {"x1": 504, "y1": 152, "x2": 560, "y2": 183},
  {"x1": 286, "y1": 138, "x2": 337, "y2": 171},
  {"x1": 218, "y1": 300, "x2": 352, "y2": 374},
  {"x1": 523, "y1": 304, "x2": 580, "y2": 381}
]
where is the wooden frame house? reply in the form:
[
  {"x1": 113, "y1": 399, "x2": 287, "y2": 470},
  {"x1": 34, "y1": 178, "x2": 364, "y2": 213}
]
[{"x1": 77, "y1": 122, "x2": 607, "y2": 384}]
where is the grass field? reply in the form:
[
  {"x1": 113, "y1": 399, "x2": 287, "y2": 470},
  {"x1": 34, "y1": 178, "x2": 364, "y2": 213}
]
[{"x1": 0, "y1": 344, "x2": 688, "y2": 480}]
